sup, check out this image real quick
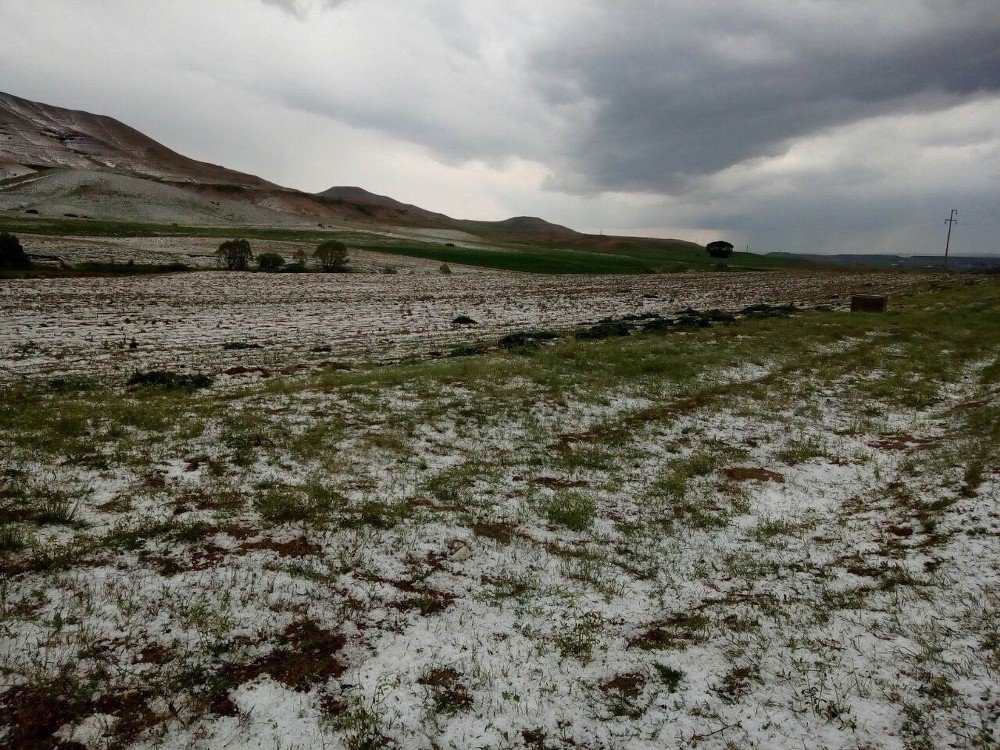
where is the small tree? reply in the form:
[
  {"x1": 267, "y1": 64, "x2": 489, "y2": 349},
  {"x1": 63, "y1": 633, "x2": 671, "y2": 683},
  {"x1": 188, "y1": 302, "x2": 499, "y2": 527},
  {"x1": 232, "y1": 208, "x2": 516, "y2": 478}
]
[
  {"x1": 439, "y1": 263, "x2": 452, "y2": 275},
  {"x1": 293, "y1": 247, "x2": 310, "y2": 268},
  {"x1": 0, "y1": 232, "x2": 29, "y2": 267},
  {"x1": 706, "y1": 240, "x2": 734, "y2": 259},
  {"x1": 217, "y1": 239, "x2": 253, "y2": 270},
  {"x1": 256, "y1": 252, "x2": 285, "y2": 272},
  {"x1": 314, "y1": 240, "x2": 349, "y2": 272}
]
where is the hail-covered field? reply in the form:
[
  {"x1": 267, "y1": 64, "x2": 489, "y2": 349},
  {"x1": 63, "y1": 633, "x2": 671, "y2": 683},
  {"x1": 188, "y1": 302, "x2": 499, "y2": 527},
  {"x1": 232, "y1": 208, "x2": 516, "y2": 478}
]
[
  {"x1": 0, "y1": 265, "x2": 949, "y2": 381},
  {"x1": 1, "y1": 267, "x2": 997, "y2": 750}
]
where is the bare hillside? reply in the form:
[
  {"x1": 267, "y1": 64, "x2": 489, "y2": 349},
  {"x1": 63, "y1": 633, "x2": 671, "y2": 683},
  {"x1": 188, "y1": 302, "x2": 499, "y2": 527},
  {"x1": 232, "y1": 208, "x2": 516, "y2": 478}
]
[{"x1": 0, "y1": 92, "x2": 276, "y2": 187}]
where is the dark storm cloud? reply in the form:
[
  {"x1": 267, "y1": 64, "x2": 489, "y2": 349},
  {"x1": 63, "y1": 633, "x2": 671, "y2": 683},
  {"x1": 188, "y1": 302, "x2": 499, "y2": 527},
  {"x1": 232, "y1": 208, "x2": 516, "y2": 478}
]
[{"x1": 532, "y1": 1, "x2": 1000, "y2": 193}]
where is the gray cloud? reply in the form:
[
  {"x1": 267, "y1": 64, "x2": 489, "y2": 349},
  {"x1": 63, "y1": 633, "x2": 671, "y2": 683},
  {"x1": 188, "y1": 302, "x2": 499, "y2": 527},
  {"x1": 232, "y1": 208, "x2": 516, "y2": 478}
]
[{"x1": 531, "y1": 1, "x2": 1000, "y2": 193}]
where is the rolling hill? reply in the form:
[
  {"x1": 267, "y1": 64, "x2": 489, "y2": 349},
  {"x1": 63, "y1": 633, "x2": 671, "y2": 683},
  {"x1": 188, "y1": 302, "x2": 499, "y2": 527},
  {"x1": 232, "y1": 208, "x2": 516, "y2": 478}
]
[
  {"x1": 0, "y1": 90, "x2": 746, "y2": 273},
  {"x1": 0, "y1": 91, "x2": 590, "y2": 239}
]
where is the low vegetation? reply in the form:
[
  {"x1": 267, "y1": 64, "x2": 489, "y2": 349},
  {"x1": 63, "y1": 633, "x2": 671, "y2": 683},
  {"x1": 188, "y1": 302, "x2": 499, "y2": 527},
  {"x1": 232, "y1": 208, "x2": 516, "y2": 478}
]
[
  {"x1": 315, "y1": 239, "x2": 350, "y2": 272},
  {"x1": 255, "y1": 251, "x2": 285, "y2": 272},
  {"x1": 0, "y1": 231, "x2": 29, "y2": 267},
  {"x1": 0, "y1": 278, "x2": 996, "y2": 749},
  {"x1": 216, "y1": 238, "x2": 253, "y2": 270}
]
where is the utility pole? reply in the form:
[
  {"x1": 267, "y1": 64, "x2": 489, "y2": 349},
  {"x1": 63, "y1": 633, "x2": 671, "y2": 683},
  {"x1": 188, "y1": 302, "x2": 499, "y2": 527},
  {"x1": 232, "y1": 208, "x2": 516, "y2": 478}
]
[{"x1": 944, "y1": 209, "x2": 958, "y2": 270}]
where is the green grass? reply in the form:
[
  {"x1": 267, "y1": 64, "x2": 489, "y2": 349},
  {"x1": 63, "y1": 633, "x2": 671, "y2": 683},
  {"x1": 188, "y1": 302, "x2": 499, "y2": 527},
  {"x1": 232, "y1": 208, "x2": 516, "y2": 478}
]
[
  {"x1": 540, "y1": 492, "x2": 597, "y2": 530},
  {"x1": 375, "y1": 244, "x2": 664, "y2": 274},
  {"x1": 371, "y1": 240, "x2": 819, "y2": 274}
]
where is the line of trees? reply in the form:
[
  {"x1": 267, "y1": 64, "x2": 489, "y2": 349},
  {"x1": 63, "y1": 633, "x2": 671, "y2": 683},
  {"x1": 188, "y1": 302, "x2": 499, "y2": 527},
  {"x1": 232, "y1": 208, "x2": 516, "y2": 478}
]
[{"x1": 215, "y1": 239, "x2": 350, "y2": 273}]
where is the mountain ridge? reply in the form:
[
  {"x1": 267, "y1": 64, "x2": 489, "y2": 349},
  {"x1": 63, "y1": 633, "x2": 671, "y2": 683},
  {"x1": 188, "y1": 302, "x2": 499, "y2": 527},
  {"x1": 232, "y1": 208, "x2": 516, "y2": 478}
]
[{"x1": 0, "y1": 91, "x2": 695, "y2": 252}]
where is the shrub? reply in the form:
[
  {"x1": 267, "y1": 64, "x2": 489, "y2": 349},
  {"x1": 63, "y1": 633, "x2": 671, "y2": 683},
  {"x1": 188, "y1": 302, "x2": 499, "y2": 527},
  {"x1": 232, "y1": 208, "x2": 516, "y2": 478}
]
[
  {"x1": 217, "y1": 239, "x2": 253, "y2": 270},
  {"x1": 315, "y1": 240, "x2": 349, "y2": 272},
  {"x1": 439, "y1": 263, "x2": 452, "y2": 275},
  {"x1": 0, "y1": 232, "x2": 29, "y2": 267},
  {"x1": 497, "y1": 330, "x2": 559, "y2": 350},
  {"x1": 576, "y1": 319, "x2": 630, "y2": 340},
  {"x1": 256, "y1": 252, "x2": 285, "y2": 272}
]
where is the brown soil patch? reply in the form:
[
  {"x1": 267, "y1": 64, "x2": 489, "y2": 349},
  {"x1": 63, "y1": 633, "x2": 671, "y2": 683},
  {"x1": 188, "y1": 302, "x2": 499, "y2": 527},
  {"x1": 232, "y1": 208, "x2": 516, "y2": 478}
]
[
  {"x1": 187, "y1": 542, "x2": 228, "y2": 570},
  {"x1": 601, "y1": 672, "x2": 647, "y2": 699},
  {"x1": 241, "y1": 536, "x2": 319, "y2": 558},
  {"x1": 630, "y1": 613, "x2": 709, "y2": 651},
  {"x1": 721, "y1": 466, "x2": 785, "y2": 483},
  {"x1": 0, "y1": 686, "x2": 158, "y2": 750},
  {"x1": 533, "y1": 476, "x2": 588, "y2": 489},
  {"x1": 217, "y1": 620, "x2": 347, "y2": 694},
  {"x1": 137, "y1": 643, "x2": 170, "y2": 665},
  {"x1": 418, "y1": 667, "x2": 474, "y2": 713},
  {"x1": 392, "y1": 588, "x2": 456, "y2": 616},
  {"x1": 471, "y1": 521, "x2": 516, "y2": 544},
  {"x1": 222, "y1": 524, "x2": 259, "y2": 540},
  {"x1": 870, "y1": 433, "x2": 938, "y2": 450}
]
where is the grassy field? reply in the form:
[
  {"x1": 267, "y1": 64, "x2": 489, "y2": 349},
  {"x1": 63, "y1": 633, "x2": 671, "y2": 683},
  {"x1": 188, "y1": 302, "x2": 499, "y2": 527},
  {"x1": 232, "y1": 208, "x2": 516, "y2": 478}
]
[
  {"x1": 372, "y1": 242, "x2": 799, "y2": 274},
  {"x1": 1, "y1": 214, "x2": 821, "y2": 274},
  {"x1": 1, "y1": 278, "x2": 997, "y2": 748}
]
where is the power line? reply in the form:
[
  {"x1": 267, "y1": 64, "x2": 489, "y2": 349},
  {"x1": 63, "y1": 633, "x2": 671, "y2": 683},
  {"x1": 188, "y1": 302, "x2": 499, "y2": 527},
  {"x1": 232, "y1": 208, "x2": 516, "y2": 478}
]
[{"x1": 944, "y1": 209, "x2": 958, "y2": 270}]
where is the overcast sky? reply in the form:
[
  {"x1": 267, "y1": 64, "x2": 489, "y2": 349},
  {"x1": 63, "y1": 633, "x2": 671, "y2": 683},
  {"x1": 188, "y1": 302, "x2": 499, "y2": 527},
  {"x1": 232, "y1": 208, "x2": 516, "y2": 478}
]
[{"x1": 2, "y1": 0, "x2": 998, "y2": 254}]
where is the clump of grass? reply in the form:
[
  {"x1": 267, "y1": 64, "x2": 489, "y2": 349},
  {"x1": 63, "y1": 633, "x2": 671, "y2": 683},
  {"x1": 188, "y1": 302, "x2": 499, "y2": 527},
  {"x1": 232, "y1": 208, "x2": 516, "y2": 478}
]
[
  {"x1": 963, "y1": 460, "x2": 984, "y2": 493},
  {"x1": 424, "y1": 463, "x2": 480, "y2": 506},
  {"x1": 575, "y1": 318, "x2": 631, "y2": 340},
  {"x1": 751, "y1": 517, "x2": 798, "y2": 542},
  {"x1": 336, "y1": 682, "x2": 393, "y2": 750},
  {"x1": 541, "y1": 491, "x2": 596, "y2": 531},
  {"x1": 34, "y1": 487, "x2": 80, "y2": 525},
  {"x1": 223, "y1": 413, "x2": 281, "y2": 467},
  {"x1": 0, "y1": 524, "x2": 27, "y2": 552},
  {"x1": 655, "y1": 664, "x2": 685, "y2": 692},
  {"x1": 482, "y1": 570, "x2": 538, "y2": 601},
  {"x1": 647, "y1": 454, "x2": 728, "y2": 530},
  {"x1": 418, "y1": 666, "x2": 474, "y2": 715},
  {"x1": 775, "y1": 435, "x2": 826, "y2": 465},
  {"x1": 341, "y1": 499, "x2": 412, "y2": 530},
  {"x1": 254, "y1": 484, "x2": 332, "y2": 523},
  {"x1": 555, "y1": 611, "x2": 602, "y2": 661}
]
